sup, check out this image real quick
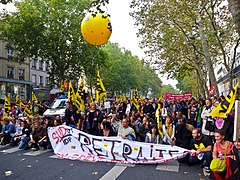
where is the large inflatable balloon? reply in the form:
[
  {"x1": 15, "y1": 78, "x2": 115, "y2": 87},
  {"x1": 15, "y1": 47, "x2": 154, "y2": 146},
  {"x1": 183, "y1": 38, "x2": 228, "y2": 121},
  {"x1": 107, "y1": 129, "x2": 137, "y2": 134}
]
[{"x1": 81, "y1": 13, "x2": 112, "y2": 46}]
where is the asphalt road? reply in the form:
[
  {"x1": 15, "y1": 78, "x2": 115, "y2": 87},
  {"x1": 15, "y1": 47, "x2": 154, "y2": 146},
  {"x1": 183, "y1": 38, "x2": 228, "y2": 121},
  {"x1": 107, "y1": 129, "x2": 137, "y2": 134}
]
[{"x1": 0, "y1": 145, "x2": 208, "y2": 180}]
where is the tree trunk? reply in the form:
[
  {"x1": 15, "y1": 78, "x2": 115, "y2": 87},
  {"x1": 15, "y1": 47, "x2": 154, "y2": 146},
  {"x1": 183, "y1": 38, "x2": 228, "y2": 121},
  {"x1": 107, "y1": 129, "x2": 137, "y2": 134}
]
[
  {"x1": 197, "y1": 14, "x2": 219, "y2": 96},
  {"x1": 228, "y1": 0, "x2": 240, "y2": 36}
]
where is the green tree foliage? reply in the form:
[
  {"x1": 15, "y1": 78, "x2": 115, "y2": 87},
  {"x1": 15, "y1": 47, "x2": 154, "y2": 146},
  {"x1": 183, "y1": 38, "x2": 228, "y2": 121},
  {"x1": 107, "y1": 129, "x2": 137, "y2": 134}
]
[
  {"x1": 130, "y1": 0, "x2": 239, "y2": 95},
  {"x1": 160, "y1": 84, "x2": 179, "y2": 96},
  {"x1": 101, "y1": 42, "x2": 162, "y2": 97},
  {"x1": 0, "y1": 0, "x2": 106, "y2": 84}
]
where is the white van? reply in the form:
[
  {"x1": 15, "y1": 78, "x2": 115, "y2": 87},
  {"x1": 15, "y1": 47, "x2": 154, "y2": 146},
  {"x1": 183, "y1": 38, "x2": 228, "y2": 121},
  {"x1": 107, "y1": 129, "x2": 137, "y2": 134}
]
[{"x1": 43, "y1": 97, "x2": 68, "y2": 117}]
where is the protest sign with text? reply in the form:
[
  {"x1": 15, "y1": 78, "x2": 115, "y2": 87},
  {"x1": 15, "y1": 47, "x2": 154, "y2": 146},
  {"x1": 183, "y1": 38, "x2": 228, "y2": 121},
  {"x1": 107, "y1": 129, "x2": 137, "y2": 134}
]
[{"x1": 48, "y1": 125, "x2": 188, "y2": 164}]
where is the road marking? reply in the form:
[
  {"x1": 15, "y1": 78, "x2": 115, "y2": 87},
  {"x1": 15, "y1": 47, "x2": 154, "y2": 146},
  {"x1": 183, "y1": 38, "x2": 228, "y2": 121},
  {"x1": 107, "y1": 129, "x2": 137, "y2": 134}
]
[
  {"x1": 0, "y1": 144, "x2": 10, "y2": 149},
  {"x1": 156, "y1": 160, "x2": 179, "y2": 172},
  {"x1": 23, "y1": 149, "x2": 51, "y2": 156},
  {"x1": 1, "y1": 147, "x2": 23, "y2": 154},
  {"x1": 49, "y1": 155, "x2": 63, "y2": 159},
  {"x1": 99, "y1": 163, "x2": 135, "y2": 180}
]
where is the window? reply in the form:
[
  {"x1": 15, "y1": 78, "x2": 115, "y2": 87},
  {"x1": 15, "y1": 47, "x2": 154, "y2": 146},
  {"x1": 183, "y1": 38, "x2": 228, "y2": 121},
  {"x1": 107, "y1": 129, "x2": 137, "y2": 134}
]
[
  {"x1": 32, "y1": 59, "x2": 37, "y2": 69},
  {"x1": 19, "y1": 69, "x2": 25, "y2": 80},
  {"x1": 32, "y1": 74, "x2": 37, "y2": 85},
  {"x1": 39, "y1": 60, "x2": 43, "y2": 70},
  {"x1": 7, "y1": 66, "x2": 14, "y2": 79},
  {"x1": 39, "y1": 76, "x2": 43, "y2": 85},
  {"x1": 7, "y1": 49, "x2": 14, "y2": 59},
  {"x1": 45, "y1": 77, "x2": 49, "y2": 85}
]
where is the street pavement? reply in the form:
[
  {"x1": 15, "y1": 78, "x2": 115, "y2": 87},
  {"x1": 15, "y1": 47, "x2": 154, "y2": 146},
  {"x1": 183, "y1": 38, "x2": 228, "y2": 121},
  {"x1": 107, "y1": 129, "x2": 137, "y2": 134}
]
[{"x1": 0, "y1": 144, "x2": 209, "y2": 180}]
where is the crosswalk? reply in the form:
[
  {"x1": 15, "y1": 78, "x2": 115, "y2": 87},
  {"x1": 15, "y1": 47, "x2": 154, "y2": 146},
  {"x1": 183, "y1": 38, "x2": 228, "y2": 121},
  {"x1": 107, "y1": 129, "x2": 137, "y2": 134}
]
[{"x1": 0, "y1": 144, "x2": 180, "y2": 173}]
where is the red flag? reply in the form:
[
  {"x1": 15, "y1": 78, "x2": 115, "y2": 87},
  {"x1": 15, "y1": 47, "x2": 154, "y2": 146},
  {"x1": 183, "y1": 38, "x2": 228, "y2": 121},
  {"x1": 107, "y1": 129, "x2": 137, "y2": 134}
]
[{"x1": 208, "y1": 84, "x2": 215, "y2": 96}]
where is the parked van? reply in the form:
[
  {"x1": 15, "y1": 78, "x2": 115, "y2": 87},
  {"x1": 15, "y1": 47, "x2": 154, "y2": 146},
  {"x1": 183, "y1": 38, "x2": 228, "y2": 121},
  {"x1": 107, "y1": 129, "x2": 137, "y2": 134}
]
[{"x1": 43, "y1": 95, "x2": 68, "y2": 117}]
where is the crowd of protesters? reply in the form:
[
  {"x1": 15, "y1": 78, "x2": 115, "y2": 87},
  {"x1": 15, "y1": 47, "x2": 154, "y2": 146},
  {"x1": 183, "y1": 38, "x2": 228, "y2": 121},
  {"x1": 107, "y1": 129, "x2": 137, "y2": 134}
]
[{"x1": 0, "y1": 96, "x2": 240, "y2": 179}]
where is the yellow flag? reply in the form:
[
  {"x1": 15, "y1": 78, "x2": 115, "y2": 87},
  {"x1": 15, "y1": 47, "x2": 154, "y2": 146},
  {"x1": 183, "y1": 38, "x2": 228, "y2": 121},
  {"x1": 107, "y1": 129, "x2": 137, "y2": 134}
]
[
  {"x1": 3, "y1": 96, "x2": 11, "y2": 119},
  {"x1": 76, "y1": 80, "x2": 85, "y2": 111},
  {"x1": 60, "y1": 80, "x2": 65, "y2": 92},
  {"x1": 96, "y1": 71, "x2": 106, "y2": 101},
  {"x1": 158, "y1": 95, "x2": 164, "y2": 101},
  {"x1": 16, "y1": 95, "x2": 25, "y2": 109},
  {"x1": 32, "y1": 92, "x2": 38, "y2": 102},
  {"x1": 24, "y1": 100, "x2": 32, "y2": 117},
  {"x1": 68, "y1": 80, "x2": 76, "y2": 103},
  {"x1": 132, "y1": 89, "x2": 140, "y2": 109},
  {"x1": 210, "y1": 83, "x2": 239, "y2": 118},
  {"x1": 156, "y1": 104, "x2": 163, "y2": 137}
]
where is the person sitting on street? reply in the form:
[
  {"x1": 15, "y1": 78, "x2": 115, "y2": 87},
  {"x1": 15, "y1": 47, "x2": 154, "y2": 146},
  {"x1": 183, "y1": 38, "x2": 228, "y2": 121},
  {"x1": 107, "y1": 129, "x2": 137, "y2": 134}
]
[
  {"x1": 0, "y1": 118, "x2": 15, "y2": 145},
  {"x1": 29, "y1": 121, "x2": 47, "y2": 151},
  {"x1": 11, "y1": 118, "x2": 24, "y2": 146},
  {"x1": 188, "y1": 128, "x2": 212, "y2": 173},
  {"x1": 18, "y1": 120, "x2": 32, "y2": 149},
  {"x1": 117, "y1": 118, "x2": 136, "y2": 141},
  {"x1": 145, "y1": 124, "x2": 163, "y2": 144},
  {"x1": 162, "y1": 116, "x2": 175, "y2": 145},
  {"x1": 138, "y1": 115, "x2": 150, "y2": 142},
  {"x1": 211, "y1": 129, "x2": 236, "y2": 180}
]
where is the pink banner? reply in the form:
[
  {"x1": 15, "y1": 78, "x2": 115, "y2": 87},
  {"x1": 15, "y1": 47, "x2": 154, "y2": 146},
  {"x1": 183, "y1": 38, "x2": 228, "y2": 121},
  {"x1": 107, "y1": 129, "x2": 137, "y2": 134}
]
[{"x1": 165, "y1": 92, "x2": 192, "y2": 100}]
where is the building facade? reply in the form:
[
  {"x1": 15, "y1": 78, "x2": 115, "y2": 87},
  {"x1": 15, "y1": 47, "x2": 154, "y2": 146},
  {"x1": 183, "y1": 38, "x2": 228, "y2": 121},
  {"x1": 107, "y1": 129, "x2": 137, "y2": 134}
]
[{"x1": 0, "y1": 40, "x2": 32, "y2": 103}]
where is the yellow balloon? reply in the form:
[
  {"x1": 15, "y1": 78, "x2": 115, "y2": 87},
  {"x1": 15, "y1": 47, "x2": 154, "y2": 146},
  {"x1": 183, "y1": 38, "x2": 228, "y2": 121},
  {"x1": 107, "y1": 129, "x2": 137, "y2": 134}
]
[{"x1": 81, "y1": 13, "x2": 112, "y2": 46}]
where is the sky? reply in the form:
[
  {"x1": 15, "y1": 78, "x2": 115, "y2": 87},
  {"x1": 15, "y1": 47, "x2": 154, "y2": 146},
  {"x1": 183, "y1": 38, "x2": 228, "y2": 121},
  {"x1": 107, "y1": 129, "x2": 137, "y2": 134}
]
[{"x1": 1, "y1": 0, "x2": 178, "y2": 88}]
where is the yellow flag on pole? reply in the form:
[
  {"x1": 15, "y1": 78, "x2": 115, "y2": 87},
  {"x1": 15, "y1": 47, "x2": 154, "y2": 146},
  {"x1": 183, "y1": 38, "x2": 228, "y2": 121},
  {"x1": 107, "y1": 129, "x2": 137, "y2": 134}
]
[
  {"x1": 210, "y1": 83, "x2": 239, "y2": 118},
  {"x1": 3, "y1": 96, "x2": 11, "y2": 119},
  {"x1": 156, "y1": 104, "x2": 163, "y2": 137},
  {"x1": 60, "y1": 80, "x2": 65, "y2": 92},
  {"x1": 16, "y1": 95, "x2": 25, "y2": 109},
  {"x1": 76, "y1": 79, "x2": 85, "y2": 111},
  {"x1": 32, "y1": 92, "x2": 38, "y2": 102},
  {"x1": 68, "y1": 80, "x2": 76, "y2": 103},
  {"x1": 96, "y1": 71, "x2": 106, "y2": 101},
  {"x1": 24, "y1": 100, "x2": 33, "y2": 117},
  {"x1": 132, "y1": 89, "x2": 140, "y2": 110}
]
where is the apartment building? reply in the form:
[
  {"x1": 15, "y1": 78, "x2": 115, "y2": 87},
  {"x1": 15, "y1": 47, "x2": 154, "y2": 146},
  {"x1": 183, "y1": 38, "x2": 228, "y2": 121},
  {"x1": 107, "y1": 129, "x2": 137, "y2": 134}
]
[
  {"x1": 0, "y1": 39, "x2": 32, "y2": 103},
  {"x1": 0, "y1": 39, "x2": 51, "y2": 103}
]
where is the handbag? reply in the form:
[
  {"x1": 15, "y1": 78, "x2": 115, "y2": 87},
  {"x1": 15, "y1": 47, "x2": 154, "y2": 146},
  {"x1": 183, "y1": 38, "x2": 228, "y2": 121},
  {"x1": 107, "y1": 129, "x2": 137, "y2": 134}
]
[
  {"x1": 205, "y1": 118, "x2": 215, "y2": 132},
  {"x1": 210, "y1": 141, "x2": 229, "y2": 173}
]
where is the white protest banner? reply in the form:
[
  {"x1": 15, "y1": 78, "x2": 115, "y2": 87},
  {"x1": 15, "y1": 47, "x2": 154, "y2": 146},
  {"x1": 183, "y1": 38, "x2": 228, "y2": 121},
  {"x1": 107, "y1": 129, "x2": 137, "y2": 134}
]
[{"x1": 48, "y1": 125, "x2": 188, "y2": 164}]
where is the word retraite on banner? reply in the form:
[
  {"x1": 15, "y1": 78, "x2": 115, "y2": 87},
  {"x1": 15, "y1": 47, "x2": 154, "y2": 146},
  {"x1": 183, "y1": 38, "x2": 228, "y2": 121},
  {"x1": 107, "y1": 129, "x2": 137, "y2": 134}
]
[{"x1": 48, "y1": 125, "x2": 188, "y2": 164}]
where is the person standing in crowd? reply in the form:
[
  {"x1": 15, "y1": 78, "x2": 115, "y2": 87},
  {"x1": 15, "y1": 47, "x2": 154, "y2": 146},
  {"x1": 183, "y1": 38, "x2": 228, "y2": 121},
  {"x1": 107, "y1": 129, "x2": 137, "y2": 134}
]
[
  {"x1": 188, "y1": 128, "x2": 212, "y2": 173},
  {"x1": 162, "y1": 116, "x2": 175, "y2": 145},
  {"x1": 0, "y1": 118, "x2": 15, "y2": 145},
  {"x1": 117, "y1": 102, "x2": 127, "y2": 120},
  {"x1": 65, "y1": 101, "x2": 79, "y2": 128},
  {"x1": 143, "y1": 98, "x2": 154, "y2": 117},
  {"x1": 145, "y1": 124, "x2": 162, "y2": 144},
  {"x1": 212, "y1": 129, "x2": 235, "y2": 180},
  {"x1": 188, "y1": 98, "x2": 199, "y2": 127},
  {"x1": 84, "y1": 102, "x2": 103, "y2": 135},
  {"x1": 117, "y1": 118, "x2": 136, "y2": 141},
  {"x1": 201, "y1": 98, "x2": 215, "y2": 143}
]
